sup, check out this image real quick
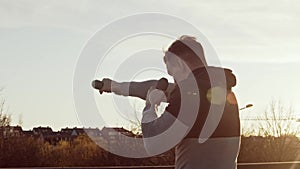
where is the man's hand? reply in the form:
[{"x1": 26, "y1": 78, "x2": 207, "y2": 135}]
[
  {"x1": 146, "y1": 87, "x2": 167, "y2": 106},
  {"x1": 97, "y1": 78, "x2": 123, "y2": 94},
  {"x1": 143, "y1": 86, "x2": 166, "y2": 123}
]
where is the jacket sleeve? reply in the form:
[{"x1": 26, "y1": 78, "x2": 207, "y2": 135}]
[
  {"x1": 116, "y1": 80, "x2": 175, "y2": 101},
  {"x1": 141, "y1": 87, "x2": 180, "y2": 137},
  {"x1": 141, "y1": 107, "x2": 177, "y2": 155},
  {"x1": 141, "y1": 108, "x2": 177, "y2": 138}
]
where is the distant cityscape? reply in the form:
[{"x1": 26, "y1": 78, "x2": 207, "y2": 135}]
[{"x1": 0, "y1": 125, "x2": 140, "y2": 145}]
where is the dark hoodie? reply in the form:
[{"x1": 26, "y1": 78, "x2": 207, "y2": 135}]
[
  {"x1": 128, "y1": 66, "x2": 239, "y2": 138},
  {"x1": 165, "y1": 66, "x2": 240, "y2": 138}
]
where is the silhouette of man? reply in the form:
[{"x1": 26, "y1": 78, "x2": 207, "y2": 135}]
[{"x1": 95, "y1": 35, "x2": 240, "y2": 169}]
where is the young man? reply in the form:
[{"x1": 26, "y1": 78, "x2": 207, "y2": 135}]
[{"x1": 95, "y1": 36, "x2": 240, "y2": 169}]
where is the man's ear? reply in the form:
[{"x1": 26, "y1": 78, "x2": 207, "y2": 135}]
[
  {"x1": 173, "y1": 57, "x2": 183, "y2": 67},
  {"x1": 176, "y1": 58, "x2": 190, "y2": 72}
]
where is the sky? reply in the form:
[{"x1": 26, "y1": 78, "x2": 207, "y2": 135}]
[{"x1": 0, "y1": 0, "x2": 300, "y2": 131}]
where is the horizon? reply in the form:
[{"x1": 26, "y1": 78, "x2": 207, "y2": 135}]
[{"x1": 3, "y1": 120, "x2": 299, "y2": 138}]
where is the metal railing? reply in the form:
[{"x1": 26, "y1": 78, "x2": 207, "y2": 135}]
[
  {"x1": 2, "y1": 161, "x2": 300, "y2": 169},
  {"x1": 238, "y1": 161, "x2": 300, "y2": 169}
]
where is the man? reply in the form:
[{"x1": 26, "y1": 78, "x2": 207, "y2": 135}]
[{"x1": 95, "y1": 35, "x2": 240, "y2": 169}]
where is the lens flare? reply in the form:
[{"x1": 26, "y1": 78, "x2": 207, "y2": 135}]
[{"x1": 206, "y1": 87, "x2": 227, "y2": 105}]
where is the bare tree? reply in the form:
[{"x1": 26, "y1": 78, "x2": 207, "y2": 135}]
[
  {"x1": 240, "y1": 100, "x2": 300, "y2": 162},
  {"x1": 0, "y1": 89, "x2": 11, "y2": 126},
  {"x1": 257, "y1": 100, "x2": 299, "y2": 137},
  {"x1": 126, "y1": 102, "x2": 142, "y2": 135}
]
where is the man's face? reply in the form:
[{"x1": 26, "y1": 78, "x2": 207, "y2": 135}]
[{"x1": 163, "y1": 52, "x2": 180, "y2": 77}]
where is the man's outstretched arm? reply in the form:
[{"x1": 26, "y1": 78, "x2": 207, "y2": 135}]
[{"x1": 92, "y1": 78, "x2": 175, "y2": 101}]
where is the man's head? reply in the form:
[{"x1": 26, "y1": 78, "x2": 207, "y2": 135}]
[{"x1": 163, "y1": 35, "x2": 207, "y2": 79}]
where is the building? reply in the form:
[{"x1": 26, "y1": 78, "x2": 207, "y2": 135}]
[
  {"x1": 0, "y1": 125, "x2": 23, "y2": 138},
  {"x1": 1, "y1": 125, "x2": 139, "y2": 146}
]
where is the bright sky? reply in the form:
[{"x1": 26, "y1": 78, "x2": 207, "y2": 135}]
[{"x1": 0, "y1": 0, "x2": 300, "y2": 131}]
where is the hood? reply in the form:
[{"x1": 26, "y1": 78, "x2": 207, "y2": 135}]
[{"x1": 191, "y1": 66, "x2": 237, "y2": 90}]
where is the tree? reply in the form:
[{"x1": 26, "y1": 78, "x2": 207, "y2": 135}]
[
  {"x1": 257, "y1": 100, "x2": 299, "y2": 137},
  {"x1": 239, "y1": 100, "x2": 300, "y2": 162},
  {"x1": 0, "y1": 89, "x2": 11, "y2": 126},
  {"x1": 70, "y1": 134, "x2": 108, "y2": 166},
  {"x1": 0, "y1": 136, "x2": 44, "y2": 167}
]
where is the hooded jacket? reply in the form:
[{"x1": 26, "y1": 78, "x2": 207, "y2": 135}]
[
  {"x1": 142, "y1": 66, "x2": 240, "y2": 139},
  {"x1": 178, "y1": 66, "x2": 240, "y2": 138}
]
